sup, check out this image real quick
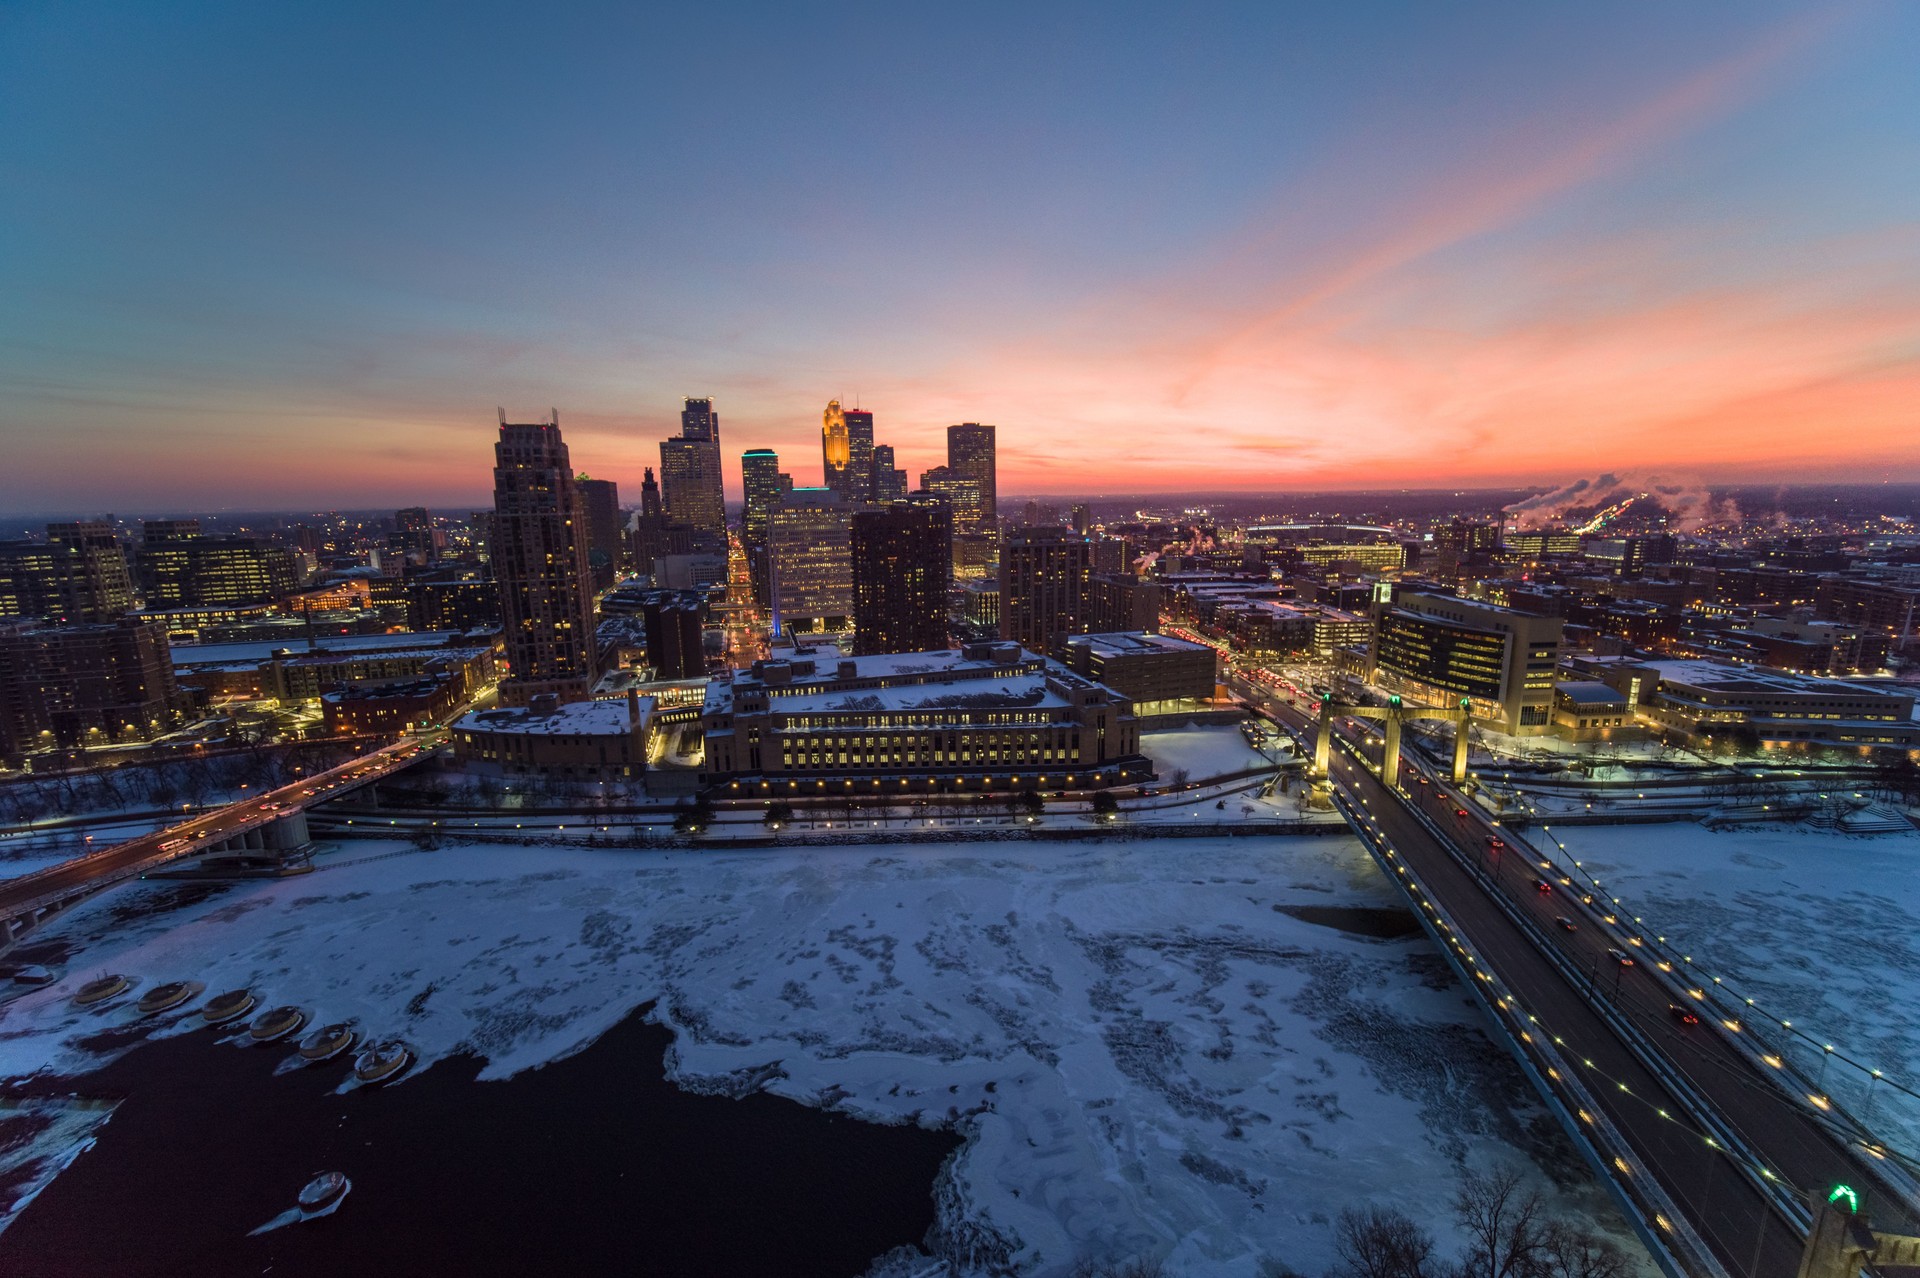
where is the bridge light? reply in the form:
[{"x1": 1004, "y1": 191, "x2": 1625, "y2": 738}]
[{"x1": 1828, "y1": 1184, "x2": 1859, "y2": 1213}]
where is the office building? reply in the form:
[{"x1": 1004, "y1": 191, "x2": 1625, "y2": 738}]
[
  {"x1": 1070, "y1": 504, "x2": 1092, "y2": 535},
  {"x1": 660, "y1": 398, "x2": 726, "y2": 543},
  {"x1": 392, "y1": 507, "x2": 439, "y2": 565},
  {"x1": 852, "y1": 497, "x2": 953, "y2": 655},
  {"x1": 946, "y1": 423, "x2": 997, "y2": 529},
  {"x1": 491, "y1": 411, "x2": 597, "y2": 704},
  {"x1": 999, "y1": 528, "x2": 1091, "y2": 654},
  {"x1": 767, "y1": 488, "x2": 854, "y2": 634},
  {"x1": 1088, "y1": 573, "x2": 1161, "y2": 634},
  {"x1": 1370, "y1": 592, "x2": 1563, "y2": 735},
  {"x1": 639, "y1": 467, "x2": 663, "y2": 518},
  {"x1": 919, "y1": 466, "x2": 986, "y2": 536},
  {"x1": 1057, "y1": 632, "x2": 1216, "y2": 712},
  {"x1": 0, "y1": 617, "x2": 179, "y2": 764},
  {"x1": 135, "y1": 523, "x2": 298, "y2": 609},
  {"x1": 870, "y1": 444, "x2": 908, "y2": 501},
  {"x1": 453, "y1": 692, "x2": 654, "y2": 779},
  {"x1": 680, "y1": 396, "x2": 720, "y2": 442},
  {"x1": 741, "y1": 448, "x2": 785, "y2": 608},
  {"x1": 701, "y1": 643, "x2": 1149, "y2": 791},
  {"x1": 576, "y1": 477, "x2": 624, "y2": 590},
  {"x1": 1580, "y1": 657, "x2": 1919, "y2": 752},
  {"x1": 0, "y1": 523, "x2": 136, "y2": 623},
  {"x1": 821, "y1": 399, "x2": 876, "y2": 501}
]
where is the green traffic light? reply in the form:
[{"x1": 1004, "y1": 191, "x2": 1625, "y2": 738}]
[{"x1": 1829, "y1": 1184, "x2": 1859, "y2": 1213}]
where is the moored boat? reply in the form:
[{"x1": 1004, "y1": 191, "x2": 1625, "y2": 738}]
[
  {"x1": 297, "y1": 1171, "x2": 351, "y2": 1213},
  {"x1": 73, "y1": 975, "x2": 130, "y2": 1007},
  {"x1": 249, "y1": 1005, "x2": 308, "y2": 1042},
  {"x1": 352, "y1": 1041, "x2": 413, "y2": 1085},
  {"x1": 201, "y1": 988, "x2": 256, "y2": 1025},
  {"x1": 297, "y1": 1022, "x2": 357, "y2": 1063},
  {"x1": 136, "y1": 981, "x2": 203, "y2": 1015}
]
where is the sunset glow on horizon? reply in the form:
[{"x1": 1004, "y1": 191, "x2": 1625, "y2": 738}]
[{"x1": 4, "y1": 1, "x2": 1918, "y2": 513}]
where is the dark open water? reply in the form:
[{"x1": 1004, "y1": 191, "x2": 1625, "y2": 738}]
[{"x1": 0, "y1": 1007, "x2": 958, "y2": 1277}]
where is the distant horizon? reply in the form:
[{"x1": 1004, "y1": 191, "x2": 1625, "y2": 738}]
[{"x1": 5, "y1": 478, "x2": 1918, "y2": 530}]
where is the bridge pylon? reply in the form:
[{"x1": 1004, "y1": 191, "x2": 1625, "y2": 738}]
[{"x1": 1309, "y1": 694, "x2": 1474, "y2": 788}]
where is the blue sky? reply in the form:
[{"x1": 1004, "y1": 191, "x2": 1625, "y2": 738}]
[{"x1": 2, "y1": 1, "x2": 1916, "y2": 513}]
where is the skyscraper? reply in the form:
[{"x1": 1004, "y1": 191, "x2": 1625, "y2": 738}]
[
  {"x1": 852, "y1": 496, "x2": 953, "y2": 656},
  {"x1": 767, "y1": 488, "x2": 854, "y2": 635},
  {"x1": 741, "y1": 448, "x2": 784, "y2": 608},
  {"x1": 491, "y1": 411, "x2": 596, "y2": 704},
  {"x1": 0, "y1": 523, "x2": 135, "y2": 623},
  {"x1": 639, "y1": 467, "x2": 663, "y2": 518},
  {"x1": 681, "y1": 396, "x2": 720, "y2": 443},
  {"x1": 821, "y1": 400, "x2": 852, "y2": 498},
  {"x1": 871, "y1": 444, "x2": 908, "y2": 501},
  {"x1": 576, "y1": 476, "x2": 623, "y2": 590},
  {"x1": 843, "y1": 408, "x2": 875, "y2": 501},
  {"x1": 999, "y1": 528, "x2": 1091, "y2": 654},
  {"x1": 660, "y1": 405, "x2": 726, "y2": 544},
  {"x1": 918, "y1": 466, "x2": 985, "y2": 535},
  {"x1": 946, "y1": 423, "x2": 997, "y2": 531}
]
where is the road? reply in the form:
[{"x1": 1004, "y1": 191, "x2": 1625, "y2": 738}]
[
  {"x1": 0, "y1": 735, "x2": 439, "y2": 920},
  {"x1": 1244, "y1": 682, "x2": 1916, "y2": 1277}
]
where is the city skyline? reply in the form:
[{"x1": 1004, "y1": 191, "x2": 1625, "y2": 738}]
[{"x1": 5, "y1": 3, "x2": 1920, "y2": 513}]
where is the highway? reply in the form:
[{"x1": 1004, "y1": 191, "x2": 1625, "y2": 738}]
[
  {"x1": 0, "y1": 735, "x2": 439, "y2": 921},
  {"x1": 1238, "y1": 676, "x2": 1916, "y2": 1277}
]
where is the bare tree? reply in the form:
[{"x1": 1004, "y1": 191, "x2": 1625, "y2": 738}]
[
  {"x1": 1452, "y1": 1168, "x2": 1547, "y2": 1278},
  {"x1": 1535, "y1": 1222, "x2": 1631, "y2": 1278},
  {"x1": 1330, "y1": 1204, "x2": 1437, "y2": 1278}
]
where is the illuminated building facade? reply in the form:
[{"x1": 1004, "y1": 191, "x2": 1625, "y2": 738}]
[
  {"x1": 741, "y1": 448, "x2": 786, "y2": 608},
  {"x1": 999, "y1": 528, "x2": 1091, "y2": 655},
  {"x1": 918, "y1": 466, "x2": 985, "y2": 535},
  {"x1": 491, "y1": 411, "x2": 597, "y2": 705},
  {"x1": 1370, "y1": 592, "x2": 1562, "y2": 734},
  {"x1": 0, "y1": 617, "x2": 179, "y2": 763},
  {"x1": 0, "y1": 522, "x2": 136, "y2": 623},
  {"x1": 767, "y1": 487, "x2": 853, "y2": 634},
  {"x1": 134, "y1": 522, "x2": 298, "y2": 609},
  {"x1": 946, "y1": 423, "x2": 997, "y2": 530},
  {"x1": 700, "y1": 643, "x2": 1149, "y2": 791}
]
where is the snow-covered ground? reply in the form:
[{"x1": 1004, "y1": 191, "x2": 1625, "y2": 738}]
[
  {"x1": 1543, "y1": 819, "x2": 1920, "y2": 1157},
  {"x1": 1140, "y1": 725, "x2": 1279, "y2": 783},
  {"x1": 2, "y1": 834, "x2": 1636, "y2": 1274}
]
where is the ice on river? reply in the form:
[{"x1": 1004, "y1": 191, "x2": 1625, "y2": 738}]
[{"x1": 1, "y1": 834, "x2": 1635, "y2": 1274}]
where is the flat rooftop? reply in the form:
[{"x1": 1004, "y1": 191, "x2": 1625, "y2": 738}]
[
  {"x1": 1066, "y1": 632, "x2": 1212, "y2": 658},
  {"x1": 456, "y1": 698, "x2": 645, "y2": 737}
]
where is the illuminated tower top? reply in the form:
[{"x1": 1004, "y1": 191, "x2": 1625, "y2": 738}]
[{"x1": 822, "y1": 400, "x2": 852, "y2": 494}]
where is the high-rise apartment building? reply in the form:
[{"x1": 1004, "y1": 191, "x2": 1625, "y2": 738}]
[
  {"x1": 491, "y1": 411, "x2": 597, "y2": 704},
  {"x1": 852, "y1": 496, "x2": 953, "y2": 655},
  {"x1": 1070, "y1": 504, "x2": 1092, "y2": 535},
  {"x1": 999, "y1": 528, "x2": 1091, "y2": 654},
  {"x1": 0, "y1": 522, "x2": 135, "y2": 623},
  {"x1": 767, "y1": 488, "x2": 854, "y2": 634},
  {"x1": 946, "y1": 423, "x2": 997, "y2": 530},
  {"x1": 576, "y1": 476, "x2": 623, "y2": 590},
  {"x1": 0, "y1": 617, "x2": 178, "y2": 764}
]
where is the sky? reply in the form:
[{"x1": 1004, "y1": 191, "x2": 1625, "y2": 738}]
[{"x1": 2, "y1": 1, "x2": 1918, "y2": 514}]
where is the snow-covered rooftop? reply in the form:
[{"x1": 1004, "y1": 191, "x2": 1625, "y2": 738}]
[
  {"x1": 456, "y1": 698, "x2": 645, "y2": 737},
  {"x1": 172, "y1": 630, "x2": 482, "y2": 667}
]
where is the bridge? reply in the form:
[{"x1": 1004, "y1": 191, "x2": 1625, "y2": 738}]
[
  {"x1": 1231, "y1": 673, "x2": 1920, "y2": 1278},
  {"x1": 0, "y1": 736, "x2": 439, "y2": 954}
]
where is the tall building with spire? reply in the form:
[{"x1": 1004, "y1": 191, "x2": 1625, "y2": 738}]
[
  {"x1": 821, "y1": 400, "x2": 852, "y2": 497},
  {"x1": 946, "y1": 423, "x2": 997, "y2": 531},
  {"x1": 491, "y1": 410, "x2": 596, "y2": 704},
  {"x1": 843, "y1": 408, "x2": 875, "y2": 501},
  {"x1": 639, "y1": 467, "x2": 662, "y2": 518}
]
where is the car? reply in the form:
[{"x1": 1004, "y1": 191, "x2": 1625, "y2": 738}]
[
  {"x1": 1607, "y1": 948, "x2": 1635, "y2": 967},
  {"x1": 1533, "y1": 879, "x2": 1552, "y2": 893},
  {"x1": 1667, "y1": 1003, "x2": 1701, "y2": 1026},
  {"x1": 1554, "y1": 916, "x2": 1577, "y2": 932},
  {"x1": 1486, "y1": 836, "x2": 1506, "y2": 851},
  {"x1": 1454, "y1": 808, "x2": 1469, "y2": 819}
]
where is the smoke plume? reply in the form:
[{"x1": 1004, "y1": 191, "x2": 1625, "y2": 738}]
[{"x1": 1503, "y1": 472, "x2": 1738, "y2": 533}]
